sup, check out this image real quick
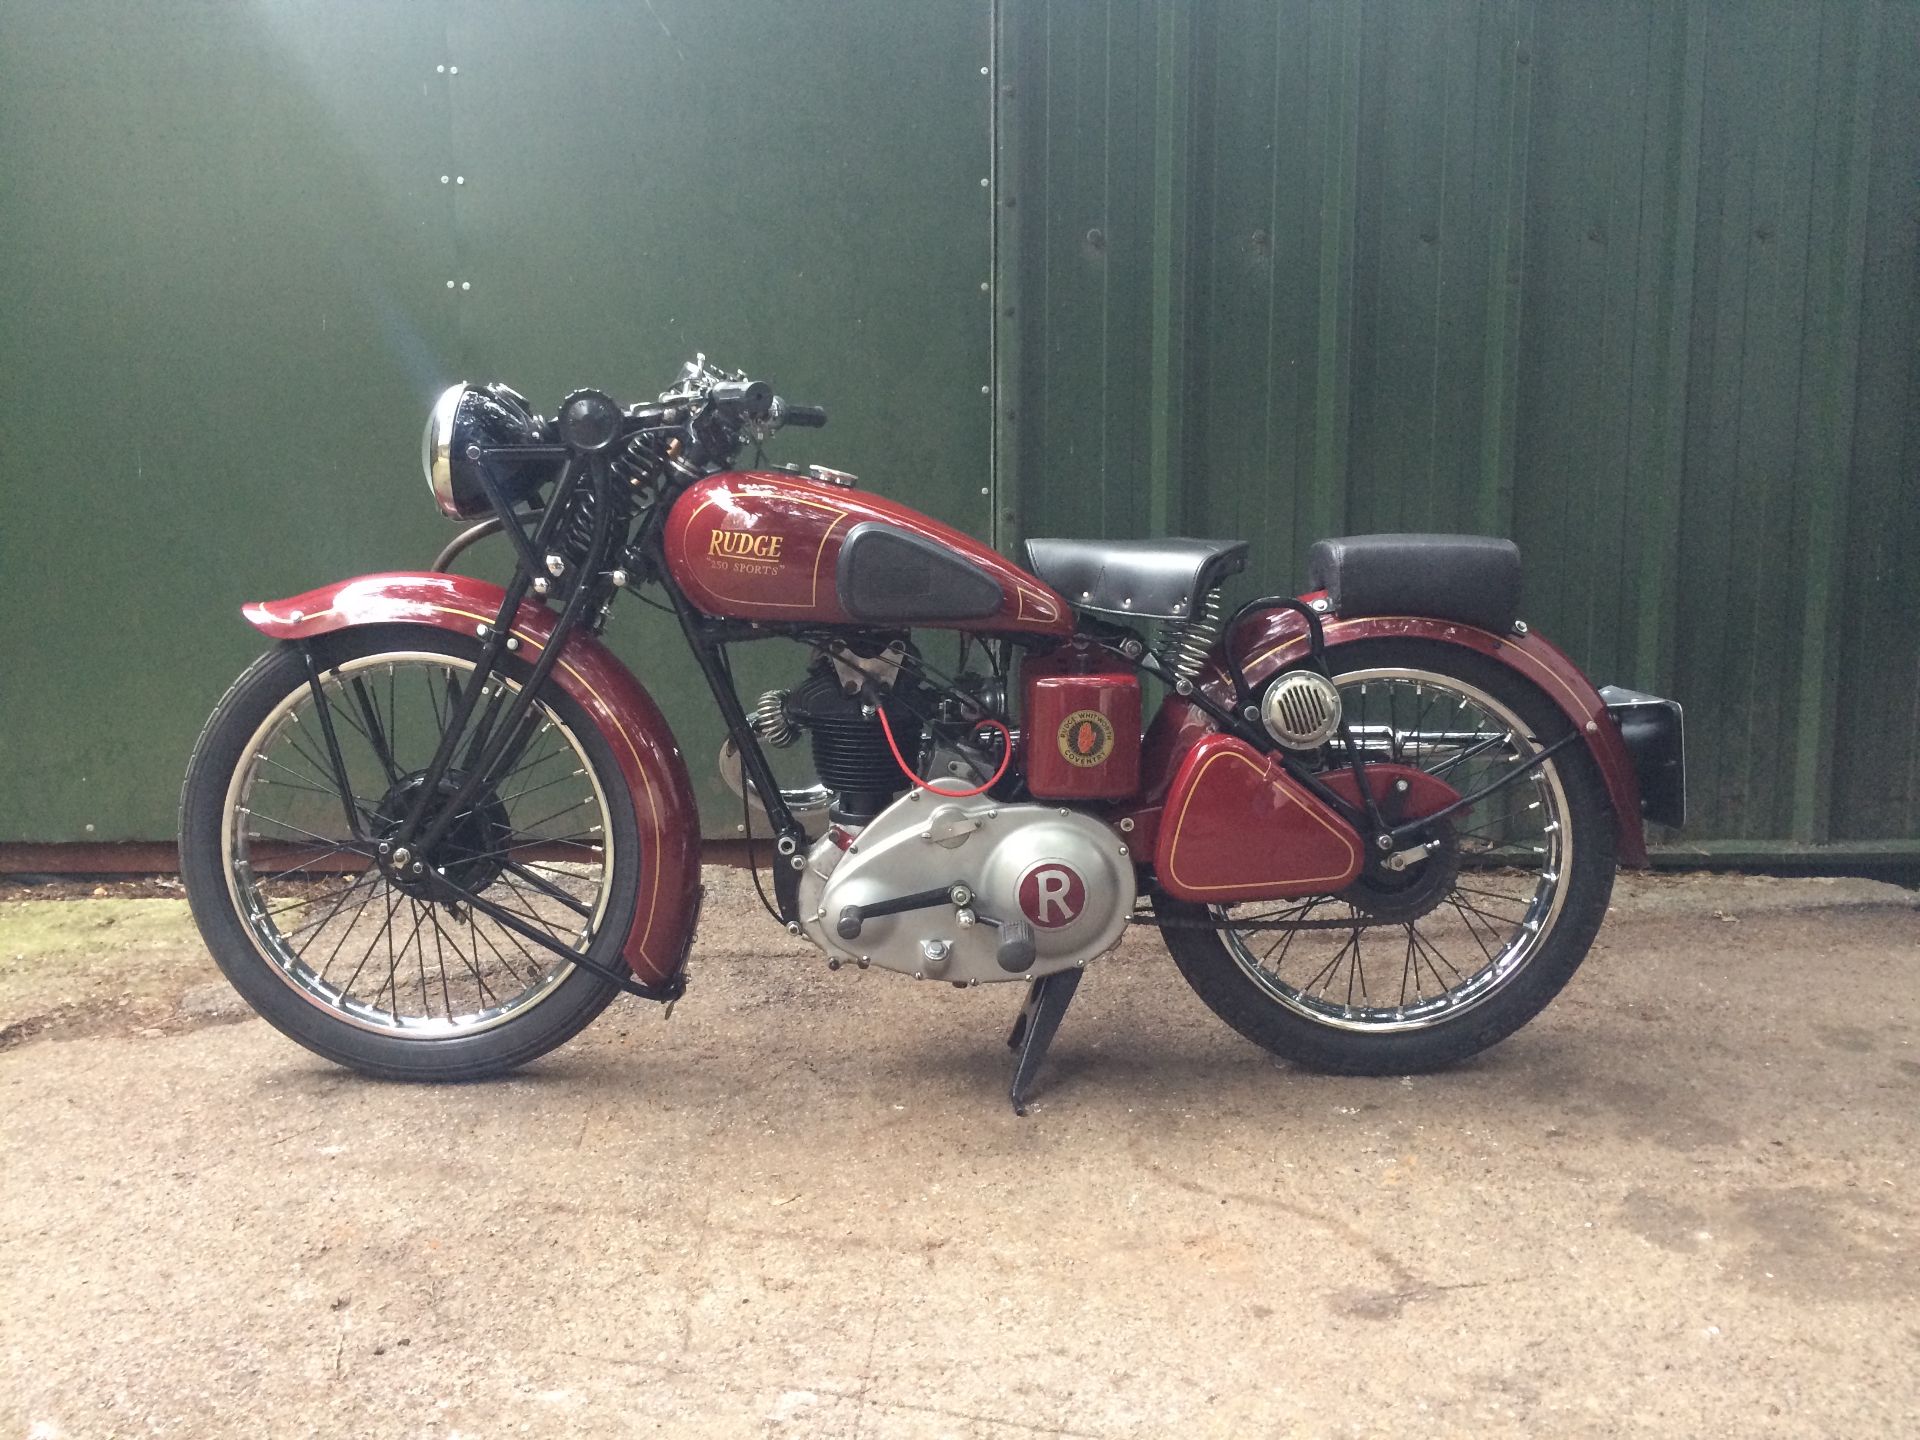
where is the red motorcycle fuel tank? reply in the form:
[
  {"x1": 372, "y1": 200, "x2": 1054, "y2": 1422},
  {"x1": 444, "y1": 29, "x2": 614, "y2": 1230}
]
[{"x1": 664, "y1": 472, "x2": 1070, "y2": 635}]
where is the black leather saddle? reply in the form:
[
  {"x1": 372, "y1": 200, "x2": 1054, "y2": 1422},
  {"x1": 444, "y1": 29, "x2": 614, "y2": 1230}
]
[
  {"x1": 1307, "y1": 533, "x2": 1522, "y2": 633},
  {"x1": 1024, "y1": 537, "x2": 1249, "y2": 620}
]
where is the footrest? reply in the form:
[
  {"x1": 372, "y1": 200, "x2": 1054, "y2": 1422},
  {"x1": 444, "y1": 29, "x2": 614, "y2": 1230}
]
[{"x1": 996, "y1": 920, "x2": 1036, "y2": 973}]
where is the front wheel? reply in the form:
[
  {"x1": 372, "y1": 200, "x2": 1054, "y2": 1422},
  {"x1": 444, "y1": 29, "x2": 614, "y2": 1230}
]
[
  {"x1": 1156, "y1": 638, "x2": 1616, "y2": 1075},
  {"x1": 178, "y1": 624, "x2": 641, "y2": 1080}
]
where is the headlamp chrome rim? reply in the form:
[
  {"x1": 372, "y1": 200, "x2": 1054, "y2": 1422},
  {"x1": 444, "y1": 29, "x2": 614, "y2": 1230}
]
[{"x1": 423, "y1": 382, "x2": 470, "y2": 518}]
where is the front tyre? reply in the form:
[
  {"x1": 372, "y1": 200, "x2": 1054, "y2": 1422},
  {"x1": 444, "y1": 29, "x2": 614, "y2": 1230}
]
[
  {"x1": 1156, "y1": 638, "x2": 1616, "y2": 1075},
  {"x1": 178, "y1": 624, "x2": 641, "y2": 1080}
]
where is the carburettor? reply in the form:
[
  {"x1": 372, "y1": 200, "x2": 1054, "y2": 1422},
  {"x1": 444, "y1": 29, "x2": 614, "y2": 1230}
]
[{"x1": 796, "y1": 788, "x2": 1136, "y2": 985}]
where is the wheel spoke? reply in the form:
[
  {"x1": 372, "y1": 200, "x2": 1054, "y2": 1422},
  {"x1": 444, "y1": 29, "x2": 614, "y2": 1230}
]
[
  {"x1": 246, "y1": 811, "x2": 374, "y2": 855},
  {"x1": 501, "y1": 861, "x2": 595, "y2": 918},
  {"x1": 1449, "y1": 896, "x2": 1501, "y2": 964},
  {"x1": 429, "y1": 903, "x2": 455, "y2": 1017},
  {"x1": 1257, "y1": 898, "x2": 1322, "y2": 961},
  {"x1": 253, "y1": 841, "x2": 362, "y2": 889},
  {"x1": 278, "y1": 722, "x2": 339, "y2": 791},
  {"x1": 1452, "y1": 892, "x2": 1524, "y2": 932},
  {"x1": 315, "y1": 879, "x2": 385, "y2": 982},
  {"x1": 490, "y1": 766, "x2": 589, "y2": 810},
  {"x1": 343, "y1": 676, "x2": 402, "y2": 786},
  {"x1": 337, "y1": 885, "x2": 401, "y2": 1001}
]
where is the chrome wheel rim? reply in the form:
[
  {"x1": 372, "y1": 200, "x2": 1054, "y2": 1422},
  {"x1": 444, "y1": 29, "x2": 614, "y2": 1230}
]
[
  {"x1": 1213, "y1": 666, "x2": 1571, "y2": 1034},
  {"x1": 220, "y1": 651, "x2": 615, "y2": 1037}
]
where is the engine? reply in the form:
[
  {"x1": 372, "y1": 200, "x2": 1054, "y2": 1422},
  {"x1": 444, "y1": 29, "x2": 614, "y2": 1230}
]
[
  {"x1": 782, "y1": 661, "x2": 923, "y2": 824},
  {"x1": 738, "y1": 644, "x2": 987, "y2": 828},
  {"x1": 736, "y1": 642, "x2": 1133, "y2": 982},
  {"x1": 795, "y1": 789, "x2": 1136, "y2": 985}
]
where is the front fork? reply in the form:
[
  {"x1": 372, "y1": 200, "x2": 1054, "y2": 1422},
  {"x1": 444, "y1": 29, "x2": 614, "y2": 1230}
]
[{"x1": 290, "y1": 450, "x2": 685, "y2": 1004}]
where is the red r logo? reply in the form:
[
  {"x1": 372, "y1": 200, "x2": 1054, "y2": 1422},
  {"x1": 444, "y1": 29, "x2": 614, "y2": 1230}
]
[{"x1": 1017, "y1": 862, "x2": 1086, "y2": 929}]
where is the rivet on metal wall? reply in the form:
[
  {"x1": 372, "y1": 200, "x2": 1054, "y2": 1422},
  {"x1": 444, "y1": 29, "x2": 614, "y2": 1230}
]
[
  {"x1": 445, "y1": 280, "x2": 455, "y2": 289},
  {"x1": 460, "y1": 281, "x2": 471, "y2": 291},
  {"x1": 455, "y1": 176, "x2": 466, "y2": 185},
  {"x1": 979, "y1": 177, "x2": 989, "y2": 188},
  {"x1": 979, "y1": 281, "x2": 990, "y2": 292},
  {"x1": 440, "y1": 175, "x2": 450, "y2": 184}
]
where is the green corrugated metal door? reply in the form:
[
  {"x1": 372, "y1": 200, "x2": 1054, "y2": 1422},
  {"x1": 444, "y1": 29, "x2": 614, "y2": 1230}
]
[
  {"x1": 2, "y1": 1, "x2": 1914, "y2": 853},
  {"x1": 997, "y1": 0, "x2": 1920, "y2": 855},
  {"x1": 0, "y1": 0, "x2": 994, "y2": 841}
]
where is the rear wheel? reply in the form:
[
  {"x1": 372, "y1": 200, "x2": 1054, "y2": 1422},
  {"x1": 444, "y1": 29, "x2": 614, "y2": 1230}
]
[
  {"x1": 178, "y1": 624, "x2": 640, "y2": 1079},
  {"x1": 1156, "y1": 638, "x2": 1615, "y2": 1074}
]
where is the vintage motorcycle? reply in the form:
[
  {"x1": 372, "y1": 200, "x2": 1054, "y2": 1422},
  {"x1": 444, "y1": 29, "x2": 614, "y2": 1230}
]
[{"x1": 179, "y1": 357, "x2": 1685, "y2": 1111}]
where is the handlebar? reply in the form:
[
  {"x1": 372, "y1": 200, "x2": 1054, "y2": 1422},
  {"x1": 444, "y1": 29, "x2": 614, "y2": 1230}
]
[
  {"x1": 697, "y1": 383, "x2": 826, "y2": 432},
  {"x1": 626, "y1": 362, "x2": 828, "y2": 455},
  {"x1": 705, "y1": 378, "x2": 774, "y2": 416},
  {"x1": 775, "y1": 400, "x2": 828, "y2": 429}
]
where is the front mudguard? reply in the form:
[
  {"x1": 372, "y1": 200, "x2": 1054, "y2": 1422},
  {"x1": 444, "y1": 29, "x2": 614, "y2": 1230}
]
[
  {"x1": 1221, "y1": 606, "x2": 1652, "y2": 866},
  {"x1": 242, "y1": 572, "x2": 702, "y2": 984}
]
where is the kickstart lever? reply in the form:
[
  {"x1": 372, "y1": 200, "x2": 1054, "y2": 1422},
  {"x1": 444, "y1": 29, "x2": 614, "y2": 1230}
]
[
  {"x1": 835, "y1": 884, "x2": 1035, "y2": 973},
  {"x1": 835, "y1": 884, "x2": 961, "y2": 940}
]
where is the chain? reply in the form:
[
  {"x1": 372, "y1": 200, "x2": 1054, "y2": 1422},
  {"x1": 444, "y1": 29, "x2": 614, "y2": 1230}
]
[{"x1": 1130, "y1": 908, "x2": 1391, "y2": 933}]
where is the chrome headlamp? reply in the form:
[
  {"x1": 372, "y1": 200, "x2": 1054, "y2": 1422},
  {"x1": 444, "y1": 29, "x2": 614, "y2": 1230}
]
[{"x1": 420, "y1": 381, "x2": 556, "y2": 519}]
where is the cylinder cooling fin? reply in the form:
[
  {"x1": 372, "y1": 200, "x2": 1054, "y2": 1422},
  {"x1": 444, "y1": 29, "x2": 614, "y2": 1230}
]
[{"x1": 785, "y1": 662, "x2": 925, "y2": 822}]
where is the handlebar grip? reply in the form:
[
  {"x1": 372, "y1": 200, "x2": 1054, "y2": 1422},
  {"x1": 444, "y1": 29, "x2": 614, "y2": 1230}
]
[
  {"x1": 706, "y1": 379, "x2": 774, "y2": 416},
  {"x1": 780, "y1": 403, "x2": 828, "y2": 429}
]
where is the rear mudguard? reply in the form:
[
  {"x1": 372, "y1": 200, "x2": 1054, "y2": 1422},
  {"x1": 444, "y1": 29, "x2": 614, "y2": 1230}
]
[
  {"x1": 242, "y1": 572, "x2": 702, "y2": 985},
  {"x1": 1215, "y1": 603, "x2": 1649, "y2": 866}
]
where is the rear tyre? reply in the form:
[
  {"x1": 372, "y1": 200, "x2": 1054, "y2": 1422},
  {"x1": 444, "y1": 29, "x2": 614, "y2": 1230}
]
[
  {"x1": 178, "y1": 624, "x2": 640, "y2": 1080},
  {"x1": 1156, "y1": 638, "x2": 1615, "y2": 1075}
]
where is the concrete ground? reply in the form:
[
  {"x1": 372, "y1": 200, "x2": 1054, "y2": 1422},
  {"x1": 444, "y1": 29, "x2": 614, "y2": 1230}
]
[{"x1": 1, "y1": 869, "x2": 1916, "y2": 1439}]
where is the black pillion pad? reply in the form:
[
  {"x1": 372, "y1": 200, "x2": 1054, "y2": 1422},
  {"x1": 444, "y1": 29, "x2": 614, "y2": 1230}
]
[
  {"x1": 836, "y1": 522, "x2": 1005, "y2": 622},
  {"x1": 1307, "y1": 534, "x2": 1522, "y2": 633}
]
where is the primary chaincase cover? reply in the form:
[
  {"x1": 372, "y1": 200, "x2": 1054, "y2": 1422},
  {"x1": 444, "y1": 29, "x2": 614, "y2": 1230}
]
[{"x1": 798, "y1": 790, "x2": 1135, "y2": 985}]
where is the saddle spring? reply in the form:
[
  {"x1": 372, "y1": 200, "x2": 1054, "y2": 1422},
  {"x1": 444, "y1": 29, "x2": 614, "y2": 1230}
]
[{"x1": 1158, "y1": 584, "x2": 1225, "y2": 688}]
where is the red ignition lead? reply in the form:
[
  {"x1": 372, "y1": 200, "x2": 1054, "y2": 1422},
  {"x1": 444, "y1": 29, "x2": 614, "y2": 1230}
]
[{"x1": 874, "y1": 704, "x2": 1012, "y2": 799}]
